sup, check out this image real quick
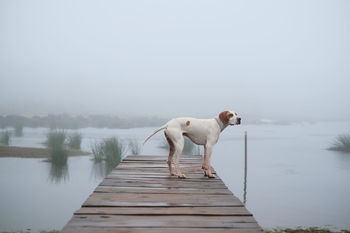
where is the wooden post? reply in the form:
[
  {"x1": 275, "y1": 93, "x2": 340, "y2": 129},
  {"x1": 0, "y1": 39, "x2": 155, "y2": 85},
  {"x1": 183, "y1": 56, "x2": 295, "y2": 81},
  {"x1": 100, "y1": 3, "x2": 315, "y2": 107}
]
[{"x1": 243, "y1": 131, "x2": 247, "y2": 205}]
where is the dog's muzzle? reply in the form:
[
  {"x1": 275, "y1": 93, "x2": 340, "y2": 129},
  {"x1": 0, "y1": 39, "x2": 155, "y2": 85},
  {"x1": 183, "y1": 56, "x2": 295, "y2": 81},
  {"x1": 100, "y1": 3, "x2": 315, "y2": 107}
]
[{"x1": 237, "y1": 117, "x2": 241, "y2": 125}]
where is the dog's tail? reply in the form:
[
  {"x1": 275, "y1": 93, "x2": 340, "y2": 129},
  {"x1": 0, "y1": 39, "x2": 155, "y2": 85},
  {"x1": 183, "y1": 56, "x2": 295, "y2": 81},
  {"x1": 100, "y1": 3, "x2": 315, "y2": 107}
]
[{"x1": 143, "y1": 125, "x2": 168, "y2": 145}]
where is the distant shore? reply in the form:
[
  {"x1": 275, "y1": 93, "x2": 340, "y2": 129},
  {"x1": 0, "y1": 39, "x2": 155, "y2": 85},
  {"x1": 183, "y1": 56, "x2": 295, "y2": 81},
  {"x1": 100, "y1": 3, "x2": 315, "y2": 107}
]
[
  {"x1": 0, "y1": 146, "x2": 90, "y2": 158},
  {"x1": 2, "y1": 113, "x2": 341, "y2": 130}
]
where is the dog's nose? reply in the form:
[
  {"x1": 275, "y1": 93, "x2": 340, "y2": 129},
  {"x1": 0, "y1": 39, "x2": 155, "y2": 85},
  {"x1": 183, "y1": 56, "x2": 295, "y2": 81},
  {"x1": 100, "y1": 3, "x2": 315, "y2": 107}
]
[{"x1": 237, "y1": 117, "x2": 241, "y2": 124}]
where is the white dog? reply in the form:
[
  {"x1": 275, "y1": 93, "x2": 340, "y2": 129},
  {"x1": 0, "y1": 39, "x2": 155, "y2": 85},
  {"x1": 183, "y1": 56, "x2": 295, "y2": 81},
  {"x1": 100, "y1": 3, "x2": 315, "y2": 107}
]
[{"x1": 144, "y1": 110, "x2": 241, "y2": 178}]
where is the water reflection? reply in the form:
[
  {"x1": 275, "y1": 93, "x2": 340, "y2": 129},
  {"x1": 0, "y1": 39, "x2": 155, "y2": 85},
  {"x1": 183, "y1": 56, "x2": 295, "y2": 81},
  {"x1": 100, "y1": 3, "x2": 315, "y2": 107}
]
[
  {"x1": 48, "y1": 150, "x2": 69, "y2": 184},
  {"x1": 332, "y1": 150, "x2": 350, "y2": 170},
  {"x1": 243, "y1": 167, "x2": 247, "y2": 205},
  {"x1": 47, "y1": 149, "x2": 70, "y2": 183},
  {"x1": 47, "y1": 154, "x2": 117, "y2": 183},
  {"x1": 91, "y1": 160, "x2": 113, "y2": 179},
  {"x1": 49, "y1": 161, "x2": 69, "y2": 183},
  {"x1": 243, "y1": 131, "x2": 248, "y2": 205}
]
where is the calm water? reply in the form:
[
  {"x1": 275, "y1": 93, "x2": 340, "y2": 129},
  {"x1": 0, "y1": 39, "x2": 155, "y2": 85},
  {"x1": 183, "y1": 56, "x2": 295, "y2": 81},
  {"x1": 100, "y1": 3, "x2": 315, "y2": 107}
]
[{"x1": 0, "y1": 122, "x2": 350, "y2": 232}]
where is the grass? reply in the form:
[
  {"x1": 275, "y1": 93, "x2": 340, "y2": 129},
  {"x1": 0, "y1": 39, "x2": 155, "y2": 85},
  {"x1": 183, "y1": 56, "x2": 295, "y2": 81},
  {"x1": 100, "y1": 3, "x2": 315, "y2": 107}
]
[
  {"x1": 128, "y1": 138, "x2": 141, "y2": 155},
  {"x1": 45, "y1": 131, "x2": 84, "y2": 183},
  {"x1": 0, "y1": 130, "x2": 11, "y2": 146},
  {"x1": 91, "y1": 137, "x2": 125, "y2": 174},
  {"x1": 46, "y1": 130, "x2": 66, "y2": 150},
  {"x1": 159, "y1": 136, "x2": 201, "y2": 155},
  {"x1": 46, "y1": 130, "x2": 68, "y2": 164},
  {"x1": 328, "y1": 134, "x2": 350, "y2": 153},
  {"x1": 264, "y1": 227, "x2": 350, "y2": 233},
  {"x1": 67, "y1": 132, "x2": 82, "y2": 150},
  {"x1": 44, "y1": 130, "x2": 86, "y2": 160}
]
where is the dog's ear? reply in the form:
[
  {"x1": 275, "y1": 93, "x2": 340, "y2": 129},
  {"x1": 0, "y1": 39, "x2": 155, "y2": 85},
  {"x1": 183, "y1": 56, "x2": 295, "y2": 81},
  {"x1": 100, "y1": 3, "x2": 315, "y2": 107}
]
[{"x1": 219, "y1": 111, "x2": 233, "y2": 124}]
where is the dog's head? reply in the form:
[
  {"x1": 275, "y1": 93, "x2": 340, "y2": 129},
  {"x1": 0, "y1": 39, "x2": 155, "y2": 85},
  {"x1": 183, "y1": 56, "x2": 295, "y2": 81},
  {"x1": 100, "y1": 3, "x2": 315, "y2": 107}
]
[{"x1": 219, "y1": 110, "x2": 241, "y2": 126}]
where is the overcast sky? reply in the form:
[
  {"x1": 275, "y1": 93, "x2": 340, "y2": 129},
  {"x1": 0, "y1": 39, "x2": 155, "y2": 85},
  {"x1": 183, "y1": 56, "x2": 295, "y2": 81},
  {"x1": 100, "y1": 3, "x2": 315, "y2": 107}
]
[{"x1": 1, "y1": 0, "x2": 349, "y2": 120}]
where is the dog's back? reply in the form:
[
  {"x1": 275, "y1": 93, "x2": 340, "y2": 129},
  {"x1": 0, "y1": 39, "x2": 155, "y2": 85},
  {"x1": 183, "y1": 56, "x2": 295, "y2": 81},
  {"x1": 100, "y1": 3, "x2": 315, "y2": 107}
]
[{"x1": 166, "y1": 117, "x2": 220, "y2": 146}]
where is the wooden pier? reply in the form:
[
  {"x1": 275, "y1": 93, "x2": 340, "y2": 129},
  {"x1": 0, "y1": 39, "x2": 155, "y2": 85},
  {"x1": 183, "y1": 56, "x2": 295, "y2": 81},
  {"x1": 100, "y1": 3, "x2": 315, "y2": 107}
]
[{"x1": 61, "y1": 155, "x2": 263, "y2": 233}]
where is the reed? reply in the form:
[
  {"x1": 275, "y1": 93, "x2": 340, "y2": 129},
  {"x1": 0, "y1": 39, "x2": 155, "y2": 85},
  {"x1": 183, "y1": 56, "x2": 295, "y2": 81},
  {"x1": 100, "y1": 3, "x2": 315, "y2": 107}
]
[
  {"x1": 128, "y1": 138, "x2": 141, "y2": 155},
  {"x1": 91, "y1": 137, "x2": 125, "y2": 173},
  {"x1": 0, "y1": 130, "x2": 11, "y2": 146},
  {"x1": 67, "y1": 132, "x2": 82, "y2": 150},
  {"x1": 46, "y1": 130, "x2": 68, "y2": 164},
  {"x1": 328, "y1": 134, "x2": 350, "y2": 153}
]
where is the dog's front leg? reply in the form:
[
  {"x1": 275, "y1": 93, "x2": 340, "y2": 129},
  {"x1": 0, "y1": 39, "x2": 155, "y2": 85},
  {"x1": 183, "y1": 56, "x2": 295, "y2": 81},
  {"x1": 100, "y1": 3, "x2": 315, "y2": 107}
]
[
  {"x1": 202, "y1": 145, "x2": 210, "y2": 176},
  {"x1": 202, "y1": 144, "x2": 216, "y2": 178}
]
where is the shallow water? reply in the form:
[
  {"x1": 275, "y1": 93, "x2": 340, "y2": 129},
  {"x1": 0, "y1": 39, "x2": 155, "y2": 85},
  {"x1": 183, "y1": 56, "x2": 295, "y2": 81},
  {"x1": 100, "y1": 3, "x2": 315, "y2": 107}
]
[
  {"x1": 212, "y1": 122, "x2": 350, "y2": 230},
  {"x1": 0, "y1": 121, "x2": 350, "y2": 232}
]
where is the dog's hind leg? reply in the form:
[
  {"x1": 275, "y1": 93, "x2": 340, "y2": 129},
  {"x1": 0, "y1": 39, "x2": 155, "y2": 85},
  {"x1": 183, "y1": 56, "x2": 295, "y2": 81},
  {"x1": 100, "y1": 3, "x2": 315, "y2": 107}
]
[
  {"x1": 174, "y1": 135, "x2": 185, "y2": 179},
  {"x1": 164, "y1": 131, "x2": 176, "y2": 176},
  {"x1": 165, "y1": 128, "x2": 185, "y2": 178}
]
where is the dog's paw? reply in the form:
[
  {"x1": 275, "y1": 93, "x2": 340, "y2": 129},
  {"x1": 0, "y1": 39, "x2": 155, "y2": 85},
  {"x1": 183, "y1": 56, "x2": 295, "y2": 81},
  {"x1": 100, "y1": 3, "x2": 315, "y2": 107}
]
[
  {"x1": 177, "y1": 173, "x2": 186, "y2": 179},
  {"x1": 204, "y1": 169, "x2": 216, "y2": 178},
  {"x1": 203, "y1": 170, "x2": 208, "y2": 177}
]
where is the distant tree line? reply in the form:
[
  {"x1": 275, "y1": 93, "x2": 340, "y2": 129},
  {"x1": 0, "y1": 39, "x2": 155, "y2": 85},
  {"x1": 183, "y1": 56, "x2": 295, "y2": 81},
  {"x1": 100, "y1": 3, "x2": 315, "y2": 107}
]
[{"x1": 0, "y1": 114, "x2": 167, "y2": 129}]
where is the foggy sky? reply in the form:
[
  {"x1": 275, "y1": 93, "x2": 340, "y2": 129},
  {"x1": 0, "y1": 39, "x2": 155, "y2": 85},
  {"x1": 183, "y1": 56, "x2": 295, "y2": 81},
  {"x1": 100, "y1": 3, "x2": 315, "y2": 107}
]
[{"x1": 1, "y1": 0, "x2": 349, "y2": 121}]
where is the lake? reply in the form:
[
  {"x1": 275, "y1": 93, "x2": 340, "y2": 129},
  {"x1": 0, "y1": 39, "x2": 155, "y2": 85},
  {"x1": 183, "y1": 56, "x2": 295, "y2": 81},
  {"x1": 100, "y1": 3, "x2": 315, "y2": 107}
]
[{"x1": 1, "y1": 121, "x2": 350, "y2": 232}]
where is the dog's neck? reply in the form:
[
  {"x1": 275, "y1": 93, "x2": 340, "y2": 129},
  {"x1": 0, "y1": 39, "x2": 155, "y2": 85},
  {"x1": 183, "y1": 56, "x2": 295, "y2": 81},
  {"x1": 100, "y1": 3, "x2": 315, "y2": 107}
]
[{"x1": 215, "y1": 117, "x2": 228, "y2": 132}]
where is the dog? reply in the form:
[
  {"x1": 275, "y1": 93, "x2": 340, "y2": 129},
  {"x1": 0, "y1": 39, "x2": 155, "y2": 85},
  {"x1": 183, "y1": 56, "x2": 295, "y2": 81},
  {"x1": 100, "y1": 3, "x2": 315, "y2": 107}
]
[{"x1": 143, "y1": 110, "x2": 241, "y2": 178}]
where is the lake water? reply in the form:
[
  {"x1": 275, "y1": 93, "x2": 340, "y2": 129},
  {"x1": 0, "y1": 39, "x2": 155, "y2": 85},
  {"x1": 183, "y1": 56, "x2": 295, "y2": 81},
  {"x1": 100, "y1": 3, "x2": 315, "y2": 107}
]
[{"x1": 1, "y1": 121, "x2": 350, "y2": 232}]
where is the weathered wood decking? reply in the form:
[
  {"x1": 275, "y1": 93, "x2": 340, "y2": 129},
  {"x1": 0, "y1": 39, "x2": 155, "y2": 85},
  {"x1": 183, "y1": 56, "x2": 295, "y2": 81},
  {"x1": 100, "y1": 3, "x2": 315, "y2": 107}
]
[{"x1": 61, "y1": 155, "x2": 263, "y2": 233}]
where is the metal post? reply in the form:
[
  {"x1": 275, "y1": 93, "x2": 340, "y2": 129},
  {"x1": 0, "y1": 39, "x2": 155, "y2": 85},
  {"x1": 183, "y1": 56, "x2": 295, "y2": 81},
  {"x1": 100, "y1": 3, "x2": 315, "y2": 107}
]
[{"x1": 243, "y1": 131, "x2": 247, "y2": 205}]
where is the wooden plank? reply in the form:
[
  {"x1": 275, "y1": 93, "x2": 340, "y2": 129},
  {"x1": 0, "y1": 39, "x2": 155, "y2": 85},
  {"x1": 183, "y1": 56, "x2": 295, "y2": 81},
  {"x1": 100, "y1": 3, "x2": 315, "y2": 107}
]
[
  {"x1": 124, "y1": 156, "x2": 200, "y2": 158},
  {"x1": 65, "y1": 215, "x2": 259, "y2": 228},
  {"x1": 110, "y1": 170, "x2": 216, "y2": 176},
  {"x1": 99, "y1": 180, "x2": 227, "y2": 189},
  {"x1": 117, "y1": 163, "x2": 199, "y2": 168},
  {"x1": 62, "y1": 227, "x2": 263, "y2": 233},
  {"x1": 83, "y1": 193, "x2": 243, "y2": 207},
  {"x1": 121, "y1": 160, "x2": 202, "y2": 164},
  {"x1": 110, "y1": 167, "x2": 217, "y2": 174},
  {"x1": 106, "y1": 173, "x2": 220, "y2": 180},
  {"x1": 115, "y1": 165, "x2": 213, "y2": 170},
  {"x1": 75, "y1": 206, "x2": 252, "y2": 216},
  {"x1": 103, "y1": 177, "x2": 225, "y2": 184},
  {"x1": 111, "y1": 167, "x2": 210, "y2": 173},
  {"x1": 94, "y1": 186, "x2": 232, "y2": 195}
]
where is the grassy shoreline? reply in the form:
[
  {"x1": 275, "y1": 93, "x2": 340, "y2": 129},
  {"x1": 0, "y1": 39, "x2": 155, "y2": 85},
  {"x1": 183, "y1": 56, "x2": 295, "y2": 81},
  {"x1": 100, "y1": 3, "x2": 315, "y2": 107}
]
[{"x1": 0, "y1": 146, "x2": 90, "y2": 158}]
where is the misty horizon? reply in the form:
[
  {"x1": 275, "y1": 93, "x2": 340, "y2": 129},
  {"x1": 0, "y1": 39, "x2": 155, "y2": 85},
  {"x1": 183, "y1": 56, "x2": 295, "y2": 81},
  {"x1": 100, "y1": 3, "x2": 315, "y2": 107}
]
[{"x1": 1, "y1": 0, "x2": 349, "y2": 122}]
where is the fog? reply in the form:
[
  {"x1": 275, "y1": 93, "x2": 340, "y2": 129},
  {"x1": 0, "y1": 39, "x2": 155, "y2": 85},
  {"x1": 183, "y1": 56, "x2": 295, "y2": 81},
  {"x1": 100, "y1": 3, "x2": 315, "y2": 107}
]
[{"x1": 1, "y1": 0, "x2": 349, "y2": 121}]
